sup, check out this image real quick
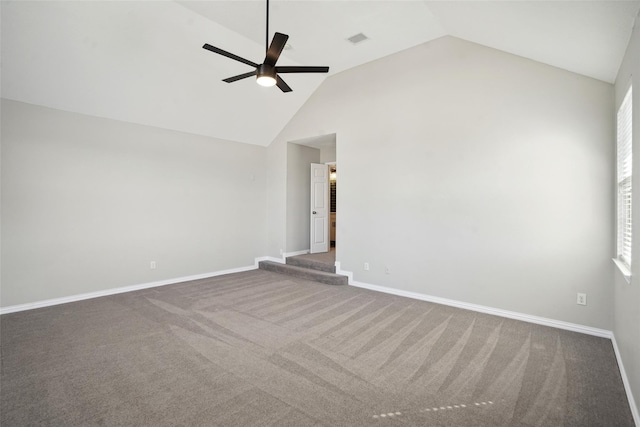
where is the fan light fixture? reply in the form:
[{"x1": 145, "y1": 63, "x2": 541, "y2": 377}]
[
  {"x1": 257, "y1": 75, "x2": 276, "y2": 87},
  {"x1": 201, "y1": 0, "x2": 329, "y2": 93},
  {"x1": 256, "y1": 64, "x2": 277, "y2": 87}
]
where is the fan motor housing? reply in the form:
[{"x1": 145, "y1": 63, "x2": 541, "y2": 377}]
[{"x1": 257, "y1": 63, "x2": 276, "y2": 80}]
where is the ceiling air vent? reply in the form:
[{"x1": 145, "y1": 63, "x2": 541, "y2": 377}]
[{"x1": 347, "y1": 32, "x2": 369, "y2": 45}]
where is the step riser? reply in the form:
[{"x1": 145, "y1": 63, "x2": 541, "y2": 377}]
[
  {"x1": 285, "y1": 257, "x2": 336, "y2": 273},
  {"x1": 259, "y1": 261, "x2": 347, "y2": 286}
]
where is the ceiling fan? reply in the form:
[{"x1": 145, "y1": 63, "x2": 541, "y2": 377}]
[{"x1": 202, "y1": 0, "x2": 329, "y2": 93}]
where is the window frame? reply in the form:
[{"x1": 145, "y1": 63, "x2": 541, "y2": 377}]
[{"x1": 616, "y1": 85, "x2": 633, "y2": 281}]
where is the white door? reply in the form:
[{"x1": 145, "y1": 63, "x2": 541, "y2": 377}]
[{"x1": 310, "y1": 163, "x2": 329, "y2": 254}]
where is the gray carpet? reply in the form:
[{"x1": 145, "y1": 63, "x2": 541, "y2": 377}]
[
  {"x1": 291, "y1": 249, "x2": 336, "y2": 268},
  {"x1": 1, "y1": 269, "x2": 634, "y2": 426},
  {"x1": 285, "y1": 250, "x2": 338, "y2": 274},
  {"x1": 259, "y1": 261, "x2": 347, "y2": 285}
]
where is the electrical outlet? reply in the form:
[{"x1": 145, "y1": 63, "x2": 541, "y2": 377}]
[
  {"x1": 150, "y1": 261, "x2": 157, "y2": 270},
  {"x1": 385, "y1": 266, "x2": 391, "y2": 275},
  {"x1": 577, "y1": 293, "x2": 587, "y2": 306},
  {"x1": 364, "y1": 262, "x2": 369, "y2": 271}
]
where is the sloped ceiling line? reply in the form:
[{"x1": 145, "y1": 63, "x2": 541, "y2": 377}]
[{"x1": 2, "y1": 1, "x2": 638, "y2": 146}]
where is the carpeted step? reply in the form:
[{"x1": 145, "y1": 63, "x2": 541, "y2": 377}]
[
  {"x1": 259, "y1": 261, "x2": 348, "y2": 286},
  {"x1": 286, "y1": 256, "x2": 336, "y2": 273}
]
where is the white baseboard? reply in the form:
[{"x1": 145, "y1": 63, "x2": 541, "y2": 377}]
[
  {"x1": 338, "y1": 263, "x2": 609, "y2": 339},
  {"x1": 342, "y1": 271, "x2": 640, "y2": 421},
  {"x1": 348, "y1": 279, "x2": 612, "y2": 338},
  {"x1": 348, "y1": 277, "x2": 640, "y2": 423},
  {"x1": 259, "y1": 250, "x2": 309, "y2": 265},
  {"x1": 255, "y1": 256, "x2": 285, "y2": 265},
  {"x1": 337, "y1": 264, "x2": 611, "y2": 338},
  {"x1": 2, "y1": 259, "x2": 637, "y2": 422},
  {"x1": 611, "y1": 335, "x2": 640, "y2": 426},
  {"x1": 0, "y1": 264, "x2": 258, "y2": 315},
  {"x1": 335, "y1": 261, "x2": 353, "y2": 282},
  {"x1": 3, "y1": 260, "x2": 617, "y2": 340},
  {"x1": 1, "y1": 255, "x2": 303, "y2": 315},
  {"x1": 283, "y1": 249, "x2": 309, "y2": 258}
]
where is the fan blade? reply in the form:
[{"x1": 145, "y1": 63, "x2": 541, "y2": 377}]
[
  {"x1": 275, "y1": 66, "x2": 329, "y2": 74},
  {"x1": 223, "y1": 71, "x2": 257, "y2": 83},
  {"x1": 276, "y1": 75, "x2": 292, "y2": 93},
  {"x1": 264, "y1": 32, "x2": 289, "y2": 67},
  {"x1": 203, "y1": 44, "x2": 258, "y2": 68}
]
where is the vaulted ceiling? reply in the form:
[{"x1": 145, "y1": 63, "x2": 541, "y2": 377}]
[{"x1": 2, "y1": 1, "x2": 639, "y2": 146}]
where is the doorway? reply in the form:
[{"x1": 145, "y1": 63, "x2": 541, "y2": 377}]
[
  {"x1": 286, "y1": 133, "x2": 336, "y2": 256},
  {"x1": 329, "y1": 164, "x2": 337, "y2": 249}
]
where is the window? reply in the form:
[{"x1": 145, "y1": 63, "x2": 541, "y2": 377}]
[{"x1": 617, "y1": 86, "x2": 633, "y2": 275}]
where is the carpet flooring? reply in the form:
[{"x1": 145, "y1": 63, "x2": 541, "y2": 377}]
[
  {"x1": 291, "y1": 249, "x2": 336, "y2": 267},
  {"x1": 1, "y1": 269, "x2": 634, "y2": 426}
]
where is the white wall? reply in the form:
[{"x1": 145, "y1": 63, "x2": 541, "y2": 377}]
[
  {"x1": 320, "y1": 135, "x2": 337, "y2": 164},
  {"x1": 266, "y1": 131, "x2": 287, "y2": 257},
  {"x1": 614, "y1": 16, "x2": 640, "y2": 416},
  {"x1": 0, "y1": 1, "x2": 325, "y2": 147},
  {"x1": 268, "y1": 36, "x2": 614, "y2": 329},
  {"x1": 286, "y1": 143, "x2": 320, "y2": 252},
  {"x1": 1, "y1": 100, "x2": 267, "y2": 308}
]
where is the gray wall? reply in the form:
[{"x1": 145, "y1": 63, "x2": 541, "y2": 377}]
[
  {"x1": 286, "y1": 143, "x2": 320, "y2": 253},
  {"x1": 1, "y1": 100, "x2": 267, "y2": 307},
  {"x1": 614, "y1": 17, "x2": 640, "y2": 416},
  {"x1": 268, "y1": 36, "x2": 615, "y2": 329}
]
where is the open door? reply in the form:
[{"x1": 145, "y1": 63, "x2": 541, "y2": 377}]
[{"x1": 310, "y1": 163, "x2": 329, "y2": 253}]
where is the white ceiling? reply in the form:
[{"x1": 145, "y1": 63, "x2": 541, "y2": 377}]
[{"x1": 2, "y1": 1, "x2": 639, "y2": 147}]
